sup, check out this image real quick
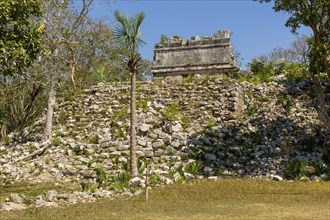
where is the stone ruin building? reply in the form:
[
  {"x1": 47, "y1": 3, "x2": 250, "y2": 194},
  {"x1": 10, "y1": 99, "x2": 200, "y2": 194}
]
[{"x1": 152, "y1": 30, "x2": 238, "y2": 77}]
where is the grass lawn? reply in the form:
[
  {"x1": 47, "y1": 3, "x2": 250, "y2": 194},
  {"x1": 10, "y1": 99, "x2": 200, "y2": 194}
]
[{"x1": 0, "y1": 178, "x2": 329, "y2": 220}]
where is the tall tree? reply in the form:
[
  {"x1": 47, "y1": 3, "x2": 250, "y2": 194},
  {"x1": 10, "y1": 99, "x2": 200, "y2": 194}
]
[
  {"x1": 42, "y1": 0, "x2": 94, "y2": 141},
  {"x1": 259, "y1": 0, "x2": 330, "y2": 129},
  {"x1": 0, "y1": 0, "x2": 43, "y2": 76},
  {"x1": 0, "y1": 0, "x2": 45, "y2": 138},
  {"x1": 114, "y1": 10, "x2": 145, "y2": 177}
]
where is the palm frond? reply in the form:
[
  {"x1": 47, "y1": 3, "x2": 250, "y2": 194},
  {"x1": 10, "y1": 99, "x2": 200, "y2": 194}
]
[{"x1": 114, "y1": 10, "x2": 145, "y2": 73}]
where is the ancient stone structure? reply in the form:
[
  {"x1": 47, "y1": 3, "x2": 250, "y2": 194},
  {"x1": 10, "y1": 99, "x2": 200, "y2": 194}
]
[{"x1": 152, "y1": 30, "x2": 238, "y2": 77}]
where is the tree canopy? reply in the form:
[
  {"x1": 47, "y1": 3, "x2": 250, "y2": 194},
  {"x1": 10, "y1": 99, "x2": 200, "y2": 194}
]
[
  {"x1": 0, "y1": 0, "x2": 44, "y2": 76},
  {"x1": 259, "y1": 0, "x2": 330, "y2": 129}
]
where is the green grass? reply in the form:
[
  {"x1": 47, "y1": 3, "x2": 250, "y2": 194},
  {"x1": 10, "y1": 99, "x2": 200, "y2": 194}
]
[
  {"x1": 0, "y1": 182, "x2": 78, "y2": 205},
  {"x1": 0, "y1": 179, "x2": 329, "y2": 219}
]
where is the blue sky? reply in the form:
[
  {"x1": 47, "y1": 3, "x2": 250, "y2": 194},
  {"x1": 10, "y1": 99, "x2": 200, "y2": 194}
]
[{"x1": 85, "y1": 0, "x2": 311, "y2": 68}]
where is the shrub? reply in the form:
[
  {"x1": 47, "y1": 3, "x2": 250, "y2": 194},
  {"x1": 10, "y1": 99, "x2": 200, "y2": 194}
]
[
  {"x1": 150, "y1": 173, "x2": 162, "y2": 186},
  {"x1": 113, "y1": 108, "x2": 128, "y2": 122},
  {"x1": 310, "y1": 161, "x2": 326, "y2": 176},
  {"x1": 285, "y1": 160, "x2": 307, "y2": 179},
  {"x1": 248, "y1": 131, "x2": 263, "y2": 145},
  {"x1": 185, "y1": 161, "x2": 203, "y2": 177},
  {"x1": 96, "y1": 167, "x2": 109, "y2": 188},
  {"x1": 283, "y1": 63, "x2": 309, "y2": 81},
  {"x1": 163, "y1": 101, "x2": 183, "y2": 121},
  {"x1": 51, "y1": 137, "x2": 61, "y2": 146},
  {"x1": 110, "y1": 172, "x2": 131, "y2": 189},
  {"x1": 81, "y1": 182, "x2": 96, "y2": 193},
  {"x1": 245, "y1": 106, "x2": 257, "y2": 117},
  {"x1": 182, "y1": 74, "x2": 195, "y2": 84}
]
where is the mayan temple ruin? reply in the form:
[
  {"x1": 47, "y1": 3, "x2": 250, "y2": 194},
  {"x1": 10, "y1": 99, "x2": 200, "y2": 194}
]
[{"x1": 152, "y1": 30, "x2": 238, "y2": 77}]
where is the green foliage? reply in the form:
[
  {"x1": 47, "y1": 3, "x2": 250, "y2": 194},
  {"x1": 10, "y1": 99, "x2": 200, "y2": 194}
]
[
  {"x1": 247, "y1": 131, "x2": 263, "y2": 145},
  {"x1": 277, "y1": 94, "x2": 292, "y2": 113},
  {"x1": 45, "y1": 158, "x2": 50, "y2": 165},
  {"x1": 28, "y1": 144, "x2": 36, "y2": 154},
  {"x1": 51, "y1": 137, "x2": 61, "y2": 146},
  {"x1": 122, "y1": 162, "x2": 130, "y2": 172},
  {"x1": 96, "y1": 167, "x2": 109, "y2": 188},
  {"x1": 249, "y1": 60, "x2": 275, "y2": 83},
  {"x1": 117, "y1": 172, "x2": 131, "y2": 186},
  {"x1": 29, "y1": 167, "x2": 36, "y2": 174},
  {"x1": 185, "y1": 161, "x2": 203, "y2": 177},
  {"x1": 113, "y1": 108, "x2": 128, "y2": 122},
  {"x1": 55, "y1": 130, "x2": 62, "y2": 137},
  {"x1": 88, "y1": 135, "x2": 99, "y2": 144},
  {"x1": 257, "y1": 95, "x2": 270, "y2": 102},
  {"x1": 159, "y1": 34, "x2": 169, "y2": 44},
  {"x1": 300, "y1": 137, "x2": 316, "y2": 152},
  {"x1": 245, "y1": 106, "x2": 257, "y2": 117},
  {"x1": 137, "y1": 94, "x2": 150, "y2": 111},
  {"x1": 2, "y1": 136, "x2": 11, "y2": 144},
  {"x1": 114, "y1": 10, "x2": 145, "y2": 59},
  {"x1": 206, "y1": 118, "x2": 216, "y2": 129},
  {"x1": 163, "y1": 101, "x2": 183, "y2": 121},
  {"x1": 80, "y1": 182, "x2": 96, "y2": 193},
  {"x1": 150, "y1": 173, "x2": 162, "y2": 186},
  {"x1": 0, "y1": 0, "x2": 44, "y2": 76},
  {"x1": 246, "y1": 91, "x2": 254, "y2": 99},
  {"x1": 283, "y1": 63, "x2": 309, "y2": 81},
  {"x1": 176, "y1": 164, "x2": 185, "y2": 177},
  {"x1": 110, "y1": 171, "x2": 131, "y2": 189},
  {"x1": 310, "y1": 161, "x2": 327, "y2": 176},
  {"x1": 284, "y1": 160, "x2": 307, "y2": 179},
  {"x1": 182, "y1": 74, "x2": 196, "y2": 84}
]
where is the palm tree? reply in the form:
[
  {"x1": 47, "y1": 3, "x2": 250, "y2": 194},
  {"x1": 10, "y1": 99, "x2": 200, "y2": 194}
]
[{"x1": 114, "y1": 10, "x2": 145, "y2": 177}]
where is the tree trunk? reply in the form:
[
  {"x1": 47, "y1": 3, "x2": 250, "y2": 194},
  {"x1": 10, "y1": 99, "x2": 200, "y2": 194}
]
[
  {"x1": 130, "y1": 72, "x2": 138, "y2": 177},
  {"x1": 325, "y1": 49, "x2": 330, "y2": 86},
  {"x1": 312, "y1": 74, "x2": 330, "y2": 130},
  {"x1": 43, "y1": 72, "x2": 57, "y2": 141}
]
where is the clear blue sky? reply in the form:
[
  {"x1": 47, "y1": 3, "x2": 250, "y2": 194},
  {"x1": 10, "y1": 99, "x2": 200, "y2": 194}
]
[{"x1": 84, "y1": 0, "x2": 311, "y2": 69}]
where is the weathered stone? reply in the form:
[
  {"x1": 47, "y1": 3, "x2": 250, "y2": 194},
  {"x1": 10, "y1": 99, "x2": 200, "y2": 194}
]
[
  {"x1": 321, "y1": 173, "x2": 329, "y2": 181},
  {"x1": 128, "y1": 177, "x2": 142, "y2": 187},
  {"x1": 152, "y1": 141, "x2": 163, "y2": 150},
  {"x1": 205, "y1": 153, "x2": 217, "y2": 162},
  {"x1": 9, "y1": 194, "x2": 26, "y2": 204},
  {"x1": 208, "y1": 176, "x2": 218, "y2": 181},
  {"x1": 1, "y1": 202, "x2": 27, "y2": 211},
  {"x1": 139, "y1": 124, "x2": 150, "y2": 132},
  {"x1": 35, "y1": 199, "x2": 58, "y2": 208},
  {"x1": 170, "y1": 141, "x2": 180, "y2": 148},
  {"x1": 46, "y1": 190, "x2": 58, "y2": 201},
  {"x1": 152, "y1": 30, "x2": 237, "y2": 77},
  {"x1": 171, "y1": 123, "x2": 183, "y2": 133}
]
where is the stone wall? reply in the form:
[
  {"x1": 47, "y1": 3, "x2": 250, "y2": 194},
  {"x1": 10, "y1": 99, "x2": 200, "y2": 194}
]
[
  {"x1": 152, "y1": 30, "x2": 238, "y2": 77},
  {"x1": 0, "y1": 76, "x2": 329, "y2": 186}
]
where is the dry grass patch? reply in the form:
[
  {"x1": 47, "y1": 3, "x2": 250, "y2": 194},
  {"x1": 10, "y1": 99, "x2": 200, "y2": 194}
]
[{"x1": 0, "y1": 179, "x2": 329, "y2": 220}]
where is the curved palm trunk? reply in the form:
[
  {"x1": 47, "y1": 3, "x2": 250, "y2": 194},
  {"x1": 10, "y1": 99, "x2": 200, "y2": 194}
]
[{"x1": 130, "y1": 72, "x2": 138, "y2": 177}]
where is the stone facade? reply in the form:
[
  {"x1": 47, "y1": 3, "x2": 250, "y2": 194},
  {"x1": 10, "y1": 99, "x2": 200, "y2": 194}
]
[{"x1": 152, "y1": 30, "x2": 238, "y2": 77}]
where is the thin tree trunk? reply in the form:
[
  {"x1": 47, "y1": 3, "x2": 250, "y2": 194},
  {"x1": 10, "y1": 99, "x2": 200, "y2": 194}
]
[
  {"x1": 312, "y1": 74, "x2": 330, "y2": 130},
  {"x1": 70, "y1": 49, "x2": 76, "y2": 89},
  {"x1": 43, "y1": 72, "x2": 57, "y2": 141},
  {"x1": 19, "y1": 84, "x2": 42, "y2": 130},
  {"x1": 326, "y1": 51, "x2": 330, "y2": 86},
  {"x1": 130, "y1": 72, "x2": 138, "y2": 177}
]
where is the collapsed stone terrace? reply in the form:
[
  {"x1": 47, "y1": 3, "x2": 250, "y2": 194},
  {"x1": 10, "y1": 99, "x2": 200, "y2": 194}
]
[{"x1": 0, "y1": 76, "x2": 329, "y2": 187}]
